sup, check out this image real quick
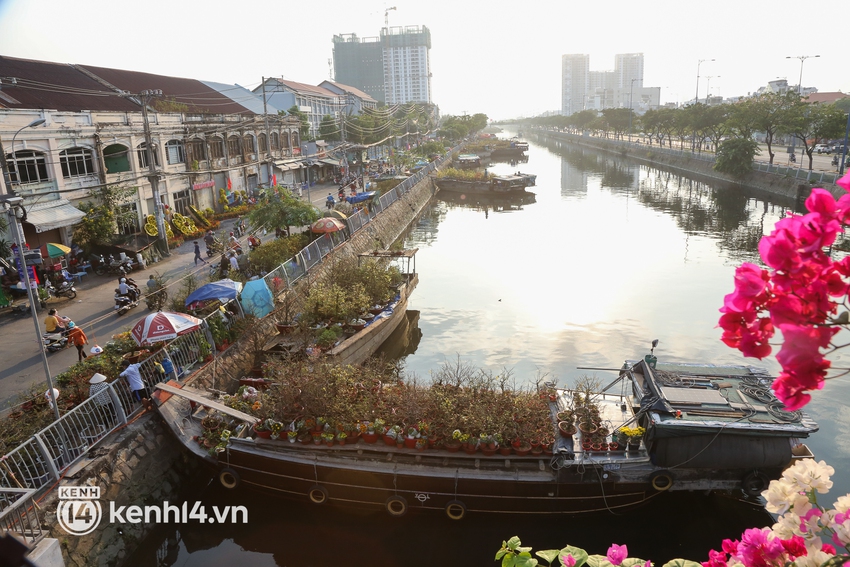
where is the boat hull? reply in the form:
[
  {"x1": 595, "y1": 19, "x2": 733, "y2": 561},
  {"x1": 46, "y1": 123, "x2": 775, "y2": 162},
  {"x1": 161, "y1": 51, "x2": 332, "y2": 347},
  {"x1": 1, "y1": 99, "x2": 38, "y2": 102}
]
[{"x1": 434, "y1": 179, "x2": 531, "y2": 195}]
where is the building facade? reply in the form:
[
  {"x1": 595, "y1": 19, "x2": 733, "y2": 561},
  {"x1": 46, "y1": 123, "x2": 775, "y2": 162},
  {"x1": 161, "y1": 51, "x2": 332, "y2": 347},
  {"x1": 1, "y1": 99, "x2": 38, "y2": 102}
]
[
  {"x1": 561, "y1": 54, "x2": 590, "y2": 116},
  {"x1": 562, "y1": 53, "x2": 655, "y2": 114},
  {"x1": 332, "y1": 34, "x2": 386, "y2": 104}
]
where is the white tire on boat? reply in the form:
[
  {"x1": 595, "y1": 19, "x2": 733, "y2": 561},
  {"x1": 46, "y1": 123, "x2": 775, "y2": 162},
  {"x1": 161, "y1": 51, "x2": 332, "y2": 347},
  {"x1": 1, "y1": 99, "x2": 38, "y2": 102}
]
[
  {"x1": 218, "y1": 467, "x2": 240, "y2": 490},
  {"x1": 650, "y1": 470, "x2": 673, "y2": 491},
  {"x1": 308, "y1": 485, "x2": 328, "y2": 505},
  {"x1": 445, "y1": 499, "x2": 467, "y2": 521},
  {"x1": 385, "y1": 495, "x2": 408, "y2": 517}
]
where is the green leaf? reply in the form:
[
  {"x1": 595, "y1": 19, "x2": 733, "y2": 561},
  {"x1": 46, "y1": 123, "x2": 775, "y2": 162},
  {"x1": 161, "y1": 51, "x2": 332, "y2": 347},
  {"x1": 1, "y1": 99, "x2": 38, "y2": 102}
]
[
  {"x1": 497, "y1": 550, "x2": 508, "y2": 561},
  {"x1": 515, "y1": 553, "x2": 539, "y2": 567},
  {"x1": 559, "y1": 546, "x2": 590, "y2": 567},
  {"x1": 586, "y1": 555, "x2": 614, "y2": 567},
  {"x1": 662, "y1": 560, "x2": 702, "y2": 567},
  {"x1": 536, "y1": 550, "x2": 561, "y2": 565},
  {"x1": 507, "y1": 536, "x2": 523, "y2": 551},
  {"x1": 621, "y1": 559, "x2": 647, "y2": 567}
]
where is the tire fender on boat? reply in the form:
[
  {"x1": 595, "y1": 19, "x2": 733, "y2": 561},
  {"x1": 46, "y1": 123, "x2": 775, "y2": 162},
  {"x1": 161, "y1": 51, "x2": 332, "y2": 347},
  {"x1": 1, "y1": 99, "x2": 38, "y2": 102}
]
[
  {"x1": 308, "y1": 485, "x2": 329, "y2": 505},
  {"x1": 650, "y1": 470, "x2": 674, "y2": 491},
  {"x1": 445, "y1": 499, "x2": 467, "y2": 521},
  {"x1": 218, "y1": 467, "x2": 240, "y2": 490},
  {"x1": 741, "y1": 470, "x2": 770, "y2": 497},
  {"x1": 385, "y1": 495, "x2": 408, "y2": 517}
]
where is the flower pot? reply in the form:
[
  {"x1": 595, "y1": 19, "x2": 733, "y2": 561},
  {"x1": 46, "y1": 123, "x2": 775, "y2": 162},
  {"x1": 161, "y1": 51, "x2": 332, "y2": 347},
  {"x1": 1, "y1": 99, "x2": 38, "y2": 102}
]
[
  {"x1": 362, "y1": 432, "x2": 378, "y2": 444},
  {"x1": 348, "y1": 323, "x2": 366, "y2": 332},
  {"x1": 531, "y1": 446, "x2": 544, "y2": 455},
  {"x1": 463, "y1": 444, "x2": 477, "y2": 455},
  {"x1": 325, "y1": 441, "x2": 334, "y2": 447},
  {"x1": 481, "y1": 445, "x2": 498, "y2": 457},
  {"x1": 514, "y1": 444, "x2": 532, "y2": 457},
  {"x1": 498, "y1": 446, "x2": 512, "y2": 456},
  {"x1": 628, "y1": 438, "x2": 642, "y2": 450},
  {"x1": 404, "y1": 437, "x2": 417, "y2": 449},
  {"x1": 396, "y1": 441, "x2": 405, "y2": 449},
  {"x1": 299, "y1": 435, "x2": 312, "y2": 445},
  {"x1": 591, "y1": 443, "x2": 603, "y2": 452},
  {"x1": 276, "y1": 323, "x2": 296, "y2": 335},
  {"x1": 444, "y1": 441, "x2": 462, "y2": 453},
  {"x1": 346, "y1": 432, "x2": 360, "y2": 444},
  {"x1": 253, "y1": 425, "x2": 271, "y2": 439},
  {"x1": 608, "y1": 441, "x2": 619, "y2": 451},
  {"x1": 383, "y1": 435, "x2": 396, "y2": 447},
  {"x1": 288, "y1": 437, "x2": 297, "y2": 443},
  {"x1": 581, "y1": 441, "x2": 592, "y2": 451},
  {"x1": 558, "y1": 421, "x2": 577, "y2": 438}
]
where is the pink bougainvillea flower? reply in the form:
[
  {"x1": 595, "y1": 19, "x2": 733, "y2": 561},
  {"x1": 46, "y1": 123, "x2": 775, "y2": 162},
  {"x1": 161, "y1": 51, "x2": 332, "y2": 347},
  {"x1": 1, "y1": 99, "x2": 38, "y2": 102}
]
[
  {"x1": 561, "y1": 554, "x2": 577, "y2": 567},
  {"x1": 836, "y1": 171, "x2": 850, "y2": 192},
  {"x1": 821, "y1": 543, "x2": 836, "y2": 555},
  {"x1": 733, "y1": 528, "x2": 785, "y2": 567},
  {"x1": 779, "y1": 535, "x2": 806, "y2": 559},
  {"x1": 805, "y1": 188, "x2": 838, "y2": 216},
  {"x1": 607, "y1": 544, "x2": 628, "y2": 566},
  {"x1": 702, "y1": 548, "x2": 728, "y2": 567},
  {"x1": 721, "y1": 539, "x2": 739, "y2": 555}
]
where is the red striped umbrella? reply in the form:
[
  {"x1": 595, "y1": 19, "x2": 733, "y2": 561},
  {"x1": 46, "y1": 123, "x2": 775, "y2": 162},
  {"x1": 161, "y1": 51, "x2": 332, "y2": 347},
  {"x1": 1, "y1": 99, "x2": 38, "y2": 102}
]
[
  {"x1": 311, "y1": 218, "x2": 346, "y2": 233},
  {"x1": 130, "y1": 311, "x2": 203, "y2": 346}
]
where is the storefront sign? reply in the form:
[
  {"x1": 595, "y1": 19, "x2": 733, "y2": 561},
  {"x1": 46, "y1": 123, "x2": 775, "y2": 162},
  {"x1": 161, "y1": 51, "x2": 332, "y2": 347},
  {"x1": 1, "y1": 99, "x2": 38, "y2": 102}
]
[{"x1": 192, "y1": 180, "x2": 215, "y2": 191}]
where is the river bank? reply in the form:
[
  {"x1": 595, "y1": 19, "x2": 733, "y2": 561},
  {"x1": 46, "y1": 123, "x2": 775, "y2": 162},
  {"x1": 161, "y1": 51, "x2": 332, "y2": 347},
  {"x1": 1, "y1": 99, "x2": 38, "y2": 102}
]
[{"x1": 529, "y1": 129, "x2": 843, "y2": 202}]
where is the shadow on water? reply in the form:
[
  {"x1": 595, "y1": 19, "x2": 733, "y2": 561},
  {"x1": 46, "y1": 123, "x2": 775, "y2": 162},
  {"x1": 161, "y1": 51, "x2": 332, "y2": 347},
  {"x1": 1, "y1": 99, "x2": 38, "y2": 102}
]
[{"x1": 126, "y1": 468, "x2": 774, "y2": 567}]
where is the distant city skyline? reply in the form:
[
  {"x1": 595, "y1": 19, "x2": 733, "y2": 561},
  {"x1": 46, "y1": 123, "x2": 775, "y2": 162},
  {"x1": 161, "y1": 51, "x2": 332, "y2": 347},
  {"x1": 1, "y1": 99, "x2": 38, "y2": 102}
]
[{"x1": 0, "y1": 0, "x2": 846, "y2": 120}]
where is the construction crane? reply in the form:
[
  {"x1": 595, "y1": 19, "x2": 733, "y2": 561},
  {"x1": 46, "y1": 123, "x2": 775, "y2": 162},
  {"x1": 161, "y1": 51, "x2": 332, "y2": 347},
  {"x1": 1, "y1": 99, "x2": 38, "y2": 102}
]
[{"x1": 385, "y1": 6, "x2": 396, "y2": 27}]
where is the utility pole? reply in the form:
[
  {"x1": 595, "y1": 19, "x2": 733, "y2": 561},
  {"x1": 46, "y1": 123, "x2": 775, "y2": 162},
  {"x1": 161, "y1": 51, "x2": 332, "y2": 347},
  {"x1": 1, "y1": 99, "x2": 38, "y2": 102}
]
[
  {"x1": 694, "y1": 58, "x2": 714, "y2": 104},
  {"x1": 262, "y1": 77, "x2": 273, "y2": 186},
  {"x1": 138, "y1": 89, "x2": 169, "y2": 255}
]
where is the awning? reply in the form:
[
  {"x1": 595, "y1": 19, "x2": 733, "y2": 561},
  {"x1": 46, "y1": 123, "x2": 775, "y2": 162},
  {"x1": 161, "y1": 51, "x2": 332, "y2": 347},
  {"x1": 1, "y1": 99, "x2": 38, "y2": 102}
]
[
  {"x1": 25, "y1": 199, "x2": 85, "y2": 233},
  {"x1": 316, "y1": 141, "x2": 329, "y2": 147},
  {"x1": 319, "y1": 158, "x2": 340, "y2": 167},
  {"x1": 274, "y1": 160, "x2": 303, "y2": 171}
]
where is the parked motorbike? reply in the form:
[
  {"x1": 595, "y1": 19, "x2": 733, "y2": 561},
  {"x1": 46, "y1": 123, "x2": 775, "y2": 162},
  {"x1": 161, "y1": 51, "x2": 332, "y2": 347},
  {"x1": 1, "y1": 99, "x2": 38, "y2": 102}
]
[
  {"x1": 94, "y1": 254, "x2": 133, "y2": 276},
  {"x1": 114, "y1": 288, "x2": 139, "y2": 316},
  {"x1": 45, "y1": 280, "x2": 77, "y2": 300}
]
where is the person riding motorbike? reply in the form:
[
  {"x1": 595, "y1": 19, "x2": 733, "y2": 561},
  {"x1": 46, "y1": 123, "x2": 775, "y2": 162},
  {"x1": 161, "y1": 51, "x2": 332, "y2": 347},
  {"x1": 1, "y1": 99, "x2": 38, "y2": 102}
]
[
  {"x1": 204, "y1": 230, "x2": 215, "y2": 248},
  {"x1": 248, "y1": 233, "x2": 261, "y2": 250},
  {"x1": 326, "y1": 193, "x2": 335, "y2": 210},
  {"x1": 228, "y1": 231, "x2": 239, "y2": 248},
  {"x1": 789, "y1": 152, "x2": 797, "y2": 163},
  {"x1": 44, "y1": 308, "x2": 70, "y2": 334},
  {"x1": 118, "y1": 277, "x2": 138, "y2": 302}
]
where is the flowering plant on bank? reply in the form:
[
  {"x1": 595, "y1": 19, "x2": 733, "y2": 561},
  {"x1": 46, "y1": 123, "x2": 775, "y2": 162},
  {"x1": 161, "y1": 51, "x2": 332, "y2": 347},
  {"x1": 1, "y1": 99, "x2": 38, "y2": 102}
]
[
  {"x1": 495, "y1": 459, "x2": 850, "y2": 567},
  {"x1": 719, "y1": 173, "x2": 850, "y2": 410}
]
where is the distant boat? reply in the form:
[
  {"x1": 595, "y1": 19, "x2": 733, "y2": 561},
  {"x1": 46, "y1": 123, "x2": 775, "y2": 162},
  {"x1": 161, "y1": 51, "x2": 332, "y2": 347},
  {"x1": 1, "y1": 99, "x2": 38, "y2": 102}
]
[
  {"x1": 454, "y1": 154, "x2": 482, "y2": 169},
  {"x1": 435, "y1": 172, "x2": 536, "y2": 195}
]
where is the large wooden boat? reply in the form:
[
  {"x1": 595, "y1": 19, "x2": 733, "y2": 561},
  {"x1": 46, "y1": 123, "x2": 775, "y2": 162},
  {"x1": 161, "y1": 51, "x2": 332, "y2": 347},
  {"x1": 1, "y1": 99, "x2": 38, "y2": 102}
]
[
  {"x1": 489, "y1": 140, "x2": 528, "y2": 158},
  {"x1": 155, "y1": 354, "x2": 817, "y2": 519},
  {"x1": 435, "y1": 173, "x2": 536, "y2": 195},
  {"x1": 454, "y1": 154, "x2": 482, "y2": 169}
]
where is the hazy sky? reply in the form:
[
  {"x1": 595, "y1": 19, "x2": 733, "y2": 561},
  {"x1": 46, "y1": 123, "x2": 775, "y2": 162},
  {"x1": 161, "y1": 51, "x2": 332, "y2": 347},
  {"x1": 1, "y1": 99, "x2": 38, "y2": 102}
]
[{"x1": 0, "y1": 0, "x2": 846, "y2": 120}]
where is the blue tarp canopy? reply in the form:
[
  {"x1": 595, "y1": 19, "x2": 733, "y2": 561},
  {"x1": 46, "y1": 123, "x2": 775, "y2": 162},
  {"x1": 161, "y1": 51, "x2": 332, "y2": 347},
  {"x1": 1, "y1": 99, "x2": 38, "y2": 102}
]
[
  {"x1": 240, "y1": 279, "x2": 274, "y2": 318},
  {"x1": 346, "y1": 191, "x2": 377, "y2": 204},
  {"x1": 184, "y1": 279, "x2": 243, "y2": 306}
]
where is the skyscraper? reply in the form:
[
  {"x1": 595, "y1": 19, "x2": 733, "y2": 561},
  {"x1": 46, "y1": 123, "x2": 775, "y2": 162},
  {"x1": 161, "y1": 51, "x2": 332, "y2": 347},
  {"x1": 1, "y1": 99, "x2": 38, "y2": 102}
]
[
  {"x1": 562, "y1": 53, "x2": 647, "y2": 115},
  {"x1": 333, "y1": 25, "x2": 432, "y2": 105},
  {"x1": 562, "y1": 54, "x2": 590, "y2": 116}
]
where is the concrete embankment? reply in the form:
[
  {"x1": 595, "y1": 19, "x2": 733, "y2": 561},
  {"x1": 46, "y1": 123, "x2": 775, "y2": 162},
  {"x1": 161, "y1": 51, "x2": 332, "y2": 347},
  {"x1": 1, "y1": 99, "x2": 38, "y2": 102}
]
[
  {"x1": 37, "y1": 168, "x2": 441, "y2": 567},
  {"x1": 532, "y1": 130, "x2": 842, "y2": 202}
]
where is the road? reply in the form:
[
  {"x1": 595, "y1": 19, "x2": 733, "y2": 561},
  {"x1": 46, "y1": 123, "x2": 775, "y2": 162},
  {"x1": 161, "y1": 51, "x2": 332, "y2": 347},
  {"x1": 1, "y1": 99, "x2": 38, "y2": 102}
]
[{"x1": 0, "y1": 180, "x2": 343, "y2": 410}]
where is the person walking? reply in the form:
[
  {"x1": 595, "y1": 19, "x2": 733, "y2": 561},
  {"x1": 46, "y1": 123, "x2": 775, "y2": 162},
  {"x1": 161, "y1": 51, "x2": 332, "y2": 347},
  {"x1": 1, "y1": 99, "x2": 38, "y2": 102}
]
[
  {"x1": 120, "y1": 360, "x2": 149, "y2": 408},
  {"x1": 228, "y1": 252, "x2": 240, "y2": 273},
  {"x1": 193, "y1": 241, "x2": 206, "y2": 265},
  {"x1": 66, "y1": 322, "x2": 88, "y2": 361}
]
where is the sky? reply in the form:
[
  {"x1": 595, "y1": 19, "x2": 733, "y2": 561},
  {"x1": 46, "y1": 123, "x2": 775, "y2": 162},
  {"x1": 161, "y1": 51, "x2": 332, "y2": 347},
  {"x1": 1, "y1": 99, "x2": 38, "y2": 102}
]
[{"x1": 0, "y1": 0, "x2": 847, "y2": 121}]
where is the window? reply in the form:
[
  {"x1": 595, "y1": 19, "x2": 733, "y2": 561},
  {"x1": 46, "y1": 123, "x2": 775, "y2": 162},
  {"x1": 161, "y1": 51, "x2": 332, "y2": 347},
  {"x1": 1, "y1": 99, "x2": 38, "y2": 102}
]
[
  {"x1": 281, "y1": 132, "x2": 289, "y2": 149},
  {"x1": 165, "y1": 140, "x2": 185, "y2": 165},
  {"x1": 227, "y1": 136, "x2": 241, "y2": 156},
  {"x1": 270, "y1": 132, "x2": 279, "y2": 151},
  {"x1": 172, "y1": 189, "x2": 191, "y2": 216},
  {"x1": 103, "y1": 144, "x2": 130, "y2": 173},
  {"x1": 258, "y1": 133, "x2": 267, "y2": 152},
  {"x1": 291, "y1": 132, "x2": 299, "y2": 148},
  {"x1": 116, "y1": 202, "x2": 140, "y2": 236},
  {"x1": 60, "y1": 147, "x2": 95, "y2": 178},
  {"x1": 209, "y1": 137, "x2": 224, "y2": 159},
  {"x1": 187, "y1": 139, "x2": 206, "y2": 161},
  {"x1": 243, "y1": 135, "x2": 254, "y2": 154},
  {"x1": 8, "y1": 150, "x2": 49, "y2": 184},
  {"x1": 137, "y1": 142, "x2": 160, "y2": 169}
]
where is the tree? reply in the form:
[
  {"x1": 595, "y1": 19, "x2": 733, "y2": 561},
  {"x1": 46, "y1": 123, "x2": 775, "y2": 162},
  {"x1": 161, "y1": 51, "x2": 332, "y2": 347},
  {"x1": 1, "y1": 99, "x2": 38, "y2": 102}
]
[
  {"x1": 714, "y1": 137, "x2": 759, "y2": 177},
  {"x1": 731, "y1": 92, "x2": 798, "y2": 164},
  {"x1": 319, "y1": 115, "x2": 341, "y2": 142},
  {"x1": 601, "y1": 108, "x2": 631, "y2": 140},
  {"x1": 284, "y1": 106, "x2": 310, "y2": 139},
  {"x1": 784, "y1": 102, "x2": 847, "y2": 170},
  {"x1": 700, "y1": 105, "x2": 732, "y2": 152},
  {"x1": 72, "y1": 184, "x2": 137, "y2": 251},
  {"x1": 246, "y1": 191, "x2": 319, "y2": 237}
]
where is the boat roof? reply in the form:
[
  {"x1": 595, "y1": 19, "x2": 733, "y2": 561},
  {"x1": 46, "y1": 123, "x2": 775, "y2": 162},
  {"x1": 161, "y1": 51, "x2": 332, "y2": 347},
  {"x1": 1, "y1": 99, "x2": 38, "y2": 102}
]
[
  {"x1": 358, "y1": 248, "x2": 418, "y2": 259},
  {"x1": 624, "y1": 359, "x2": 818, "y2": 437},
  {"x1": 457, "y1": 154, "x2": 480, "y2": 160}
]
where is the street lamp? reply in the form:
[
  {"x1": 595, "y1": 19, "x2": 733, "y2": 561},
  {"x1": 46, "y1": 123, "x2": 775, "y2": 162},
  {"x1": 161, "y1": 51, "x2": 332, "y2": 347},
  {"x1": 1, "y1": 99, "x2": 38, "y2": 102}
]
[
  {"x1": 786, "y1": 55, "x2": 819, "y2": 160},
  {"x1": 705, "y1": 76, "x2": 720, "y2": 103},
  {"x1": 628, "y1": 78, "x2": 638, "y2": 142},
  {"x1": 1, "y1": 118, "x2": 46, "y2": 193},
  {"x1": 695, "y1": 58, "x2": 714, "y2": 104}
]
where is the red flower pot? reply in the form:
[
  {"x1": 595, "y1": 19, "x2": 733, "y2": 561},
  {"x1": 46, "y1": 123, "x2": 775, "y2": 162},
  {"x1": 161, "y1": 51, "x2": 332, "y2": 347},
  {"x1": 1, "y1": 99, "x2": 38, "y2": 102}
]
[
  {"x1": 499, "y1": 446, "x2": 512, "y2": 456},
  {"x1": 253, "y1": 426, "x2": 271, "y2": 439},
  {"x1": 514, "y1": 444, "x2": 532, "y2": 457},
  {"x1": 404, "y1": 437, "x2": 417, "y2": 449},
  {"x1": 444, "y1": 441, "x2": 462, "y2": 453},
  {"x1": 608, "y1": 441, "x2": 620, "y2": 451},
  {"x1": 346, "y1": 432, "x2": 360, "y2": 444},
  {"x1": 362, "y1": 432, "x2": 378, "y2": 444},
  {"x1": 481, "y1": 446, "x2": 498, "y2": 457},
  {"x1": 383, "y1": 435, "x2": 396, "y2": 447}
]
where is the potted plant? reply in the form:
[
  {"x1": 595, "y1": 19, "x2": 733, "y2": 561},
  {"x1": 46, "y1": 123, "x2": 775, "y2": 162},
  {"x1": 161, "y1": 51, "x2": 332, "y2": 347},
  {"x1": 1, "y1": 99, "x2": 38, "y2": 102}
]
[
  {"x1": 269, "y1": 420, "x2": 283, "y2": 440},
  {"x1": 287, "y1": 430, "x2": 298, "y2": 443},
  {"x1": 253, "y1": 419, "x2": 271, "y2": 439},
  {"x1": 275, "y1": 290, "x2": 299, "y2": 334},
  {"x1": 321, "y1": 431, "x2": 335, "y2": 447},
  {"x1": 336, "y1": 431, "x2": 348, "y2": 445},
  {"x1": 513, "y1": 440, "x2": 532, "y2": 456}
]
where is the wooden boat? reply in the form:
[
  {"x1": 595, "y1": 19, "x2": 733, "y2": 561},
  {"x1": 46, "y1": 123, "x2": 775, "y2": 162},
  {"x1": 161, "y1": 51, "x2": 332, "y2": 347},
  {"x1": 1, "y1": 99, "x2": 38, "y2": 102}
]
[
  {"x1": 435, "y1": 173, "x2": 536, "y2": 195},
  {"x1": 454, "y1": 154, "x2": 482, "y2": 169},
  {"x1": 489, "y1": 140, "x2": 528, "y2": 158},
  {"x1": 155, "y1": 353, "x2": 817, "y2": 519}
]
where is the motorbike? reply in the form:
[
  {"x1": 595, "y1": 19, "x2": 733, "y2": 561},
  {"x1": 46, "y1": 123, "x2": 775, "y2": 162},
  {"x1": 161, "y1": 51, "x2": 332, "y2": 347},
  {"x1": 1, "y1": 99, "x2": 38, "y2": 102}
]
[
  {"x1": 94, "y1": 254, "x2": 133, "y2": 276},
  {"x1": 42, "y1": 316, "x2": 72, "y2": 352},
  {"x1": 833, "y1": 155, "x2": 840, "y2": 167},
  {"x1": 145, "y1": 286, "x2": 168, "y2": 311},
  {"x1": 45, "y1": 280, "x2": 77, "y2": 300},
  {"x1": 234, "y1": 220, "x2": 245, "y2": 237},
  {"x1": 205, "y1": 238, "x2": 224, "y2": 257},
  {"x1": 114, "y1": 288, "x2": 139, "y2": 316},
  {"x1": 789, "y1": 152, "x2": 797, "y2": 163}
]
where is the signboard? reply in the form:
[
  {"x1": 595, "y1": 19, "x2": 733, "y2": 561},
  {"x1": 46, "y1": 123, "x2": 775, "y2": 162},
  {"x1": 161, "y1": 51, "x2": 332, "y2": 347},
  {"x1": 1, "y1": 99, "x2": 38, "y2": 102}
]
[{"x1": 192, "y1": 180, "x2": 215, "y2": 191}]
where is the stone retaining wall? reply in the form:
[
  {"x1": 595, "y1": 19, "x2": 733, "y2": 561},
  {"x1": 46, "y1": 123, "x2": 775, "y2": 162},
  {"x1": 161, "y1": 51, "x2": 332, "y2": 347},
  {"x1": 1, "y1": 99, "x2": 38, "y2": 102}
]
[
  {"x1": 41, "y1": 413, "x2": 198, "y2": 567},
  {"x1": 535, "y1": 130, "x2": 840, "y2": 201}
]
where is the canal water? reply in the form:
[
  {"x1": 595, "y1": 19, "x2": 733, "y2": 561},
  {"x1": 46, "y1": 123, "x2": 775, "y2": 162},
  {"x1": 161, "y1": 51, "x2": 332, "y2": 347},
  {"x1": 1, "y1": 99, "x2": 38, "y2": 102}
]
[{"x1": 126, "y1": 133, "x2": 850, "y2": 566}]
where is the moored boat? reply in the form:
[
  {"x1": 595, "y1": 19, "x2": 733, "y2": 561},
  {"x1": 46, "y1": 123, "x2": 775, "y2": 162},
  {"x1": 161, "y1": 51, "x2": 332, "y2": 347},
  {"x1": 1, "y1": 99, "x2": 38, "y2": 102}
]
[
  {"x1": 155, "y1": 347, "x2": 817, "y2": 519},
  {"x1": 435, "y1": 173, "x2": 536, "y2": 195},
  {"x1": 454, "y1": 154, "x2": 482, "y2": 169}
]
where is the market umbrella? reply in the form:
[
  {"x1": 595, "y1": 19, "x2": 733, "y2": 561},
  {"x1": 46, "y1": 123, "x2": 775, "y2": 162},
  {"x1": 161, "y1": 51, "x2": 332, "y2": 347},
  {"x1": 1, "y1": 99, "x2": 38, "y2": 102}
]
[
  {"x1": 184, "y1": 279, "x2": 243, "y2": 307},
  {"x1": 40, "y1": 243, "x2": 72, "y2": 258},
  {"x1": 311, "y1": 218, "x2": 346, "y2": 234},
  {"x1": 130, "y1": 311, "x2": 203, "y2": 346},
  {"x1": 323, "y1": 210, "x2": 348, "y2": 221}
]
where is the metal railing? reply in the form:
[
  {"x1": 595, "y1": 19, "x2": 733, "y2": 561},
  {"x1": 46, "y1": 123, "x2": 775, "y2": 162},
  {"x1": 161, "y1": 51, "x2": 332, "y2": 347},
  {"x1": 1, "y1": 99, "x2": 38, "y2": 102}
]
[{"x1": 0, "y1": 488, "x2": 43, "y2": 545}]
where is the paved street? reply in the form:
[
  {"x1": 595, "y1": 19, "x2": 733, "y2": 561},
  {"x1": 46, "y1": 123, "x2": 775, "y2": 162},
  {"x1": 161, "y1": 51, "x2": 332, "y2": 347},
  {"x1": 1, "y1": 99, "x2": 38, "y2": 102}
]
[{"x1": 0, "y1": 181, "x2": 341, "y2": 410}]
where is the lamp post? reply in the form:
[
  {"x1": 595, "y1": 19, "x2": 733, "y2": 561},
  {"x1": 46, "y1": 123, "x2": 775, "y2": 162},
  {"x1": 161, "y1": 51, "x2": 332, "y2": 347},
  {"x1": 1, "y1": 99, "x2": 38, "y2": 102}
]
[
  {"x1": 694, "y1": 59, "x2": 714, "y2": 104},
  {"x1": 628, "y1": 78, "x2": 638, "y2": 142},
  {"x1": 786, "y1": 55, "x2": 819, "y2": 160},
  {"x1": 1, "y1": 118, "x2": 46, "y2": 194},
  {"x1": 705, "y1": 76, "x2": 720, "y2": 104}
]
